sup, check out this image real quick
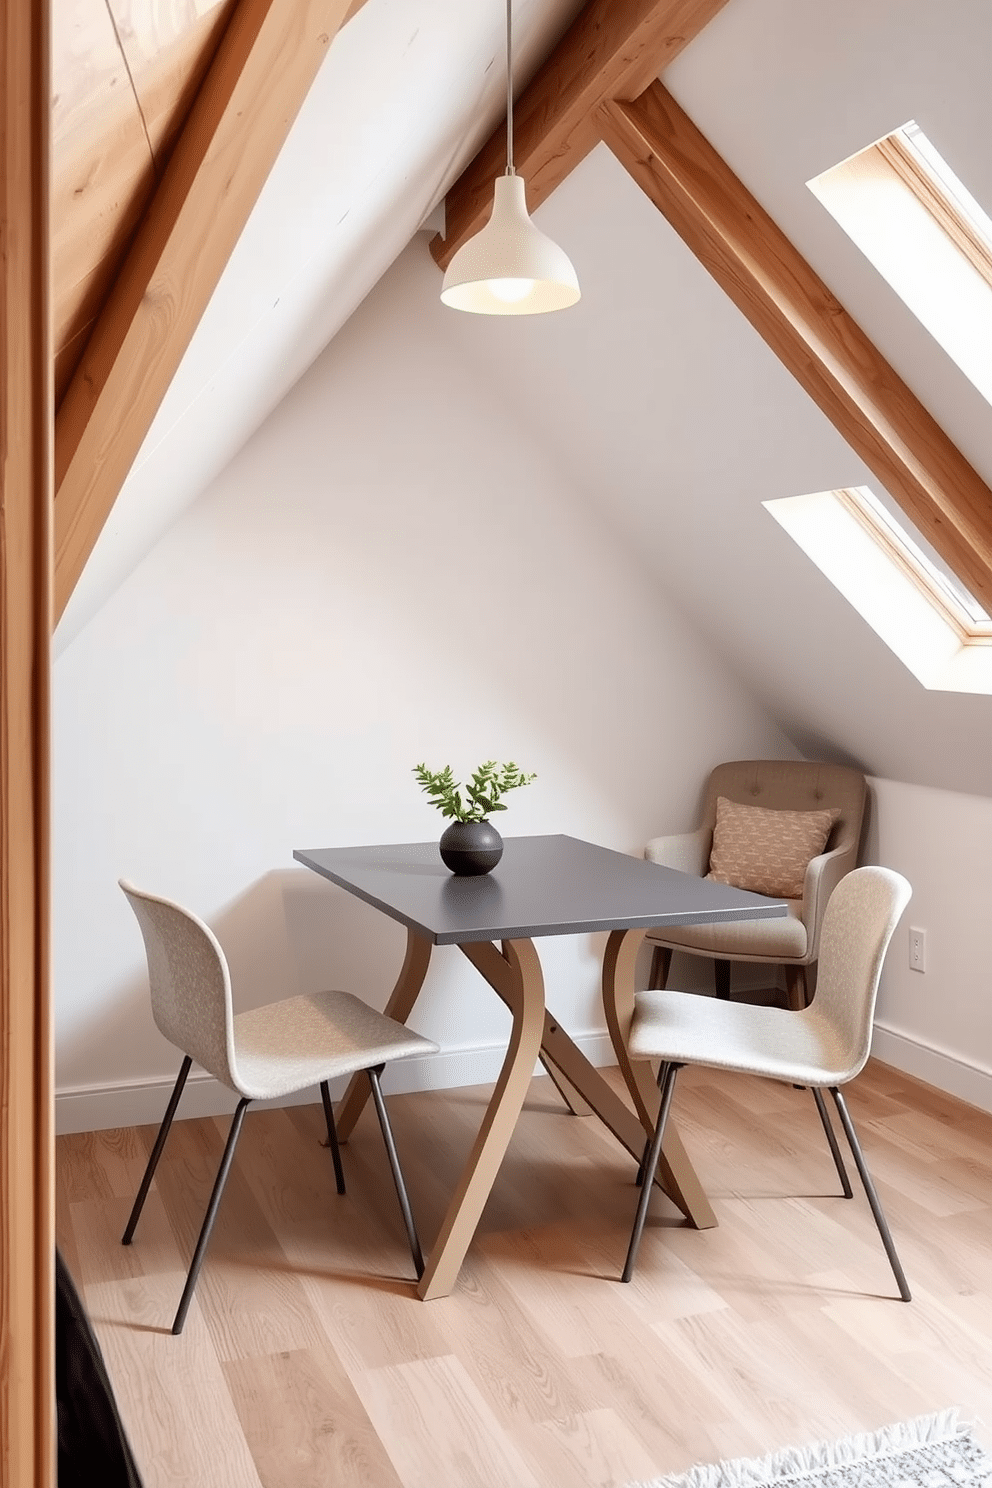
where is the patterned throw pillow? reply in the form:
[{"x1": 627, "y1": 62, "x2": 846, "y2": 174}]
[{"x1": 706, "y1": 796, "x2": 841, "y2": 899}]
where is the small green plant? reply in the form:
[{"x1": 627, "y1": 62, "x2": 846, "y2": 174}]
[{"x1": 413, "y1": 760, "x2": 536, "y2": 823}]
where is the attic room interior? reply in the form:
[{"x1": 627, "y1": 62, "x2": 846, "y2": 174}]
[{"x1": 3, "y1": 0, "x2": 992, "y2": 1484}]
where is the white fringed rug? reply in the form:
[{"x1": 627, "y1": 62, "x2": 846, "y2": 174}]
[{"x1": 627, "y1": 1411, "x2": 992, "y2": 1488}]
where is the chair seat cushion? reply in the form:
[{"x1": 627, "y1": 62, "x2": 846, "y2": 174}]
[
  {"x1": 629, "y1": 989, "x2": 859, "y2": 1086},
  {"x1": 232, "y1": 991, "x2": 439, "y2": 1102},
  {"x1": 707, "y1": 796, "x2": 840, "y2": 898},
  {"x1": 648, "y1": 900, "x2": 808, "y2": 960}
]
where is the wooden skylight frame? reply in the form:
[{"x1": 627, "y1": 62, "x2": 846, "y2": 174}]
[
  {"x1": 875, "y1": 124, "x2": 992, "y2": 292},
  {"x1": 835, "y1": 486, "x2": 992, "y2": 646}
]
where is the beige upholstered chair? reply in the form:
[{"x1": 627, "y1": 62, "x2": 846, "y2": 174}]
[
  {"x1": 645, "y1": 760, "x2": 867, "y2": 1009},
  {"x1": 623, "y1": 865, "x2": 912, "y2": 1299},
  {"x1": 119, "y1": 880, "x2": 438, "y2": 1334}
]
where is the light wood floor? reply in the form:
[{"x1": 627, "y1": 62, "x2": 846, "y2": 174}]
[{"x1": 56, "y1": 1059, "x2": 992, "y2": 1487}]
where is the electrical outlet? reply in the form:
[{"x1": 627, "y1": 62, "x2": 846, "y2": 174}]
[{"x1": 909, "y1": 927, "x2": 927, "y2": 972}]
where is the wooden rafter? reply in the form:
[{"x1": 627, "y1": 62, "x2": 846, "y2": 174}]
[
  {"x1": 596, "y1": 82, "x2": 992, "y2": 607},
  {"x1": 430, "y1": 0, "x2": 730, "y2": 272},
  {"x1": 1, "y1": 0, "x2": 53, "y2": 1480},
  {"x1": 53, "y1": 0, "x2": 365, "y2": 625}
]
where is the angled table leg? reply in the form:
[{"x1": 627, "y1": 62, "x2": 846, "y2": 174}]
[
  {"x1": 417, "y1": 937, "x2": 546, "y2": 1300},
  {"x1": 538, "y1": 1053, "x2": 594, "y2": 1117},
  {"x1": 602, "y1": 928, "x2": 717, "y2": 1230},
  {"x1": 334, "y1": 927, "x2": 433, "y2": 1142}
]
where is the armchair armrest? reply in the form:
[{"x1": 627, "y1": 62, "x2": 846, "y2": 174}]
[
  {"x1": 802, "y1": 843, "x2": 858, "y2": 957},
  {"x1": 645, "y1": 827, "x2": 711, "y2": 878}
]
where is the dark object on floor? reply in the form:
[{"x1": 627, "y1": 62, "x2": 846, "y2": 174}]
[{"x1": 56, "y1": 1249, "x2": 143, "y2": 1486}]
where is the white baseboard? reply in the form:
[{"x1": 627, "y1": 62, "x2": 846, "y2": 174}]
[
  {"x1": 871, "y1": 1021, "x2": 992, "y2": 1117},
  {"x1": 55, "y1": 1031, "x2": 619, "y2": 1136}
]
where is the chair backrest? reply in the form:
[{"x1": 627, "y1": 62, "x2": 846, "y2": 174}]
[
  {"x1": 119, "y1": 880, "x2": 239, "y2": 1090},
  {"x1": 702, "y1": 760, "x2": 867, "y2": 861},
  {"x1": 810, "y1": 865, "x2": 912, "y2": 1079}
]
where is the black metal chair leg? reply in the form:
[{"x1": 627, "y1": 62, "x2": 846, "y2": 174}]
[
  {"x1": 622, "y1": 1064, "x2": 681, "y2": 1283},
  {"x1": 122, "y1": 1055, "x2": 193, "y2": 1245},
  {"x1": 829, "y1": 1086, "x2": 911, "y2": 1302},
  {"x1": 635, "y1": 1062, "x2": 670, "y2": 1186},
  {"x1": 811, "y1": 1086, "x2": 853, "y2": 1198},
  {"x1": 320, "y1": 1080, "x2": 346, "y2": 1195},
  {"x1": 172, "y1": 1097, "x2": 251, "y2": 1335},
  {"x1": 366, "y1": 1066, "x2": 425, "y2": 1280}
]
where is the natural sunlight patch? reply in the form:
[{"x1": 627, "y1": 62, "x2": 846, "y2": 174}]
[
  {"x1": 808, "y1": 122, "x2": 992, "y2": 405},
  {"x1": 765, "y1": 486, "x2": 992, "y2": 695}
]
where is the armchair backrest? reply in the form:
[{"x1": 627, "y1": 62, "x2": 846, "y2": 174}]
[{"x1": 701, "y1": 760, "x2": 867, "y2": 862}]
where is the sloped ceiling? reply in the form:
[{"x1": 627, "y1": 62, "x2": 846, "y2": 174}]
[
  {"x1": 53, "y1": 0, "x2": 236, "y2": 402},
  {"x1": 54, "y1": 0, "x2": 587, "y2": 648},
  {"x1": 54, "y1": 0, "x2": 992, "y2": 795}
]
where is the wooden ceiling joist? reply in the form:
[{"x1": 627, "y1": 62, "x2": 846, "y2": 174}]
[
  {"x1": 430, "y1": 0, "x2": 730, "y2": 273},
  {"x1": 596, "y1": 82, "x2": 992, "y2": 608},
  {"x1": 53, "y1": 0, "x2": 363, "y2": 625}
]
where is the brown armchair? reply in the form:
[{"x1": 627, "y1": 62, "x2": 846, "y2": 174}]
[{"x1": 645, "y1": 760, "x2": 867, "y2": 1009}]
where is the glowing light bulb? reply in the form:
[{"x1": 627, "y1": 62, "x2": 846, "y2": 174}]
[{"x1": 488, "y1": 276, "x2": 535, "y2": 303}]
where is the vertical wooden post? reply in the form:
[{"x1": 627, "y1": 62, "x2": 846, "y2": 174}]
[{"x1": 1, "y1": 0, "x2": 54, "y2": 1480}]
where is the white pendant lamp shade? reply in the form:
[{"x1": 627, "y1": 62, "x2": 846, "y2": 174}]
[{"x1": 441, "y1": 174, "x2": 581, "y2": 315}]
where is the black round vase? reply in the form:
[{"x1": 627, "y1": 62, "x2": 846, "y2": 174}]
[{"x1": 439, "y1": 820, "x2": 504, "y2": 876}]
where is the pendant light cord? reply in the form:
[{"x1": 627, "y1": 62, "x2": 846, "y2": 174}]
[{"x1": 505, "y1": 0, "x2": 514, "y2": 175}]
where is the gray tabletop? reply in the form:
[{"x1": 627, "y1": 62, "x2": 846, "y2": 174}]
[{"x1": 293, "y1": 834, "x2": 787, "y2": 946}]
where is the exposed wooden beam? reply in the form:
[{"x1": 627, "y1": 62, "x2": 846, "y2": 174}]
[
  {"x1": 430, "y1": 0, "x2": 730, "y2": 273},
  {"x1": 597, "y1": 82, "x2": 992, "y2": 607},
  {"x1": 1, "y1": 0, "x2": 53, "y2": 1479},
  {"x1": 53, "y1": 0, "x2": 362, "y2": 624}
]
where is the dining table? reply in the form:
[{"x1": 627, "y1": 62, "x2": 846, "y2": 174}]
[{"x1": 293, "y1": 833, "x2": 787, "y2": 1300}]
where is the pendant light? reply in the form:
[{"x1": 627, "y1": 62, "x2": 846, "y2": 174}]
[{"x1": 440, "y1": 0, "x2": 580, "y2": 315}]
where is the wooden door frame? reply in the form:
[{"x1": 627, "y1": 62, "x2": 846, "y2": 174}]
[{"x1": 1, "y1": 0, "x2": 54, "y2": 1482}]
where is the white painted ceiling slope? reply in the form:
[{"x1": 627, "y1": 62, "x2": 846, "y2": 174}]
[
  {"x1": 55, "y1": 0, "x2": 586, "y2": 648},
  {"x1": 58, "y1": 0, "x2": 992, "y2": 795}
]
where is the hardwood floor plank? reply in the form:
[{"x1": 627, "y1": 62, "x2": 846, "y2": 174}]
[
  {"x1": 353, "y1": 1354, "x2": 542, "y2": 1488},
  {"x1": 56, "y1": 1123, "x2": 150, "y2": 1202},
  {"x1": 479, "y1": 1218, "x2": 674, "y2": 1360},
  {"x1": 571, "y1": 1346, "x2": 748, "y2": 1468},
  {"x1": 426, "y1": 1256, "x2": 593, "y2": 1425},
  {"x1": 516, "y1": 1405, "x2": 660, "y2": 1487},
  {"x1": 77, "y1": 1273, "x2": 265, "y2": 1487},
  {"x1": 223, "y1": 1347, "x2": 405, "y2": 1488}
]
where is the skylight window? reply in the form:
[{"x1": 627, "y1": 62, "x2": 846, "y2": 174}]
[
  {"x1": 808, "y1": 122, "x2": 992, "y2": 405},
  {"x1": 765, "y1": 486, "x2": 992, "y2": 695}
]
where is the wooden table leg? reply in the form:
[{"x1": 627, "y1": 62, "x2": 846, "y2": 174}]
[
  {"x1": 602, "y1": 928, "x2": 717, "y2": 1229},
  {"x1": 417, "y1": 937, "x2": 546, "y2": 1300},
  {"x1": 538, "y1": 1053, "x2": 594, "y2": 1116},
  {"x1": 334, "y1": 928, "x2": 433, "y2": 1142}
]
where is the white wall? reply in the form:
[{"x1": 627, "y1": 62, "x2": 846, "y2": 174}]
[
  {"x1": 53, "y1": 242, "x2": 796, "y2": 1134},
  {"x1": 868, "y1": 777, "x2": 992, "y2": 1116}
]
